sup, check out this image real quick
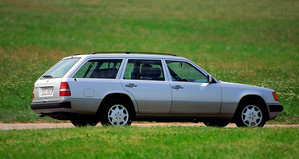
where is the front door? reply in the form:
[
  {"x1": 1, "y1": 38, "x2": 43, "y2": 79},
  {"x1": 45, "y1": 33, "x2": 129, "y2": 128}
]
[
  {"x1": 166, "y1": 60, "x2": 222, "y2": 115},
  {"x1": 121, "y1": 59, "x2": 172, "y2": 114}
]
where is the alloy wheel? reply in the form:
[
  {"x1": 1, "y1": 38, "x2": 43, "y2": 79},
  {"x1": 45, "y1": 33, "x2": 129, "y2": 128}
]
[
  {"x1": 108, "y1": 104, "x2": 129, "y2": 126},
  {"x1": 241, "y1": 105, "x2": 263, "y2": 127}
]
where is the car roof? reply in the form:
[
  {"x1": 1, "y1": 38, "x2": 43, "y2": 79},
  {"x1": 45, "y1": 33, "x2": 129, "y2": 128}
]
[{"x1": 67, "y1": 53, "x2": 188, "y2": 61}]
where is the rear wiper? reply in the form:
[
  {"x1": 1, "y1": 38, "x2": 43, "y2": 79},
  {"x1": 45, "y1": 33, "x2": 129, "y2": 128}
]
[{"x1": 42, "y1": 75, "x2": 52, "y2": 78}]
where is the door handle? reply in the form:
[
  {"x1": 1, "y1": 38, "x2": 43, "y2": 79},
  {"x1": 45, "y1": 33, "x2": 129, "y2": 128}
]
[
  {"x1": 172, "y1": 85, "x2": 183, "y2": 90},
  {"x1": 125, "y1": 83, "x2": 137, "y2": 88}
]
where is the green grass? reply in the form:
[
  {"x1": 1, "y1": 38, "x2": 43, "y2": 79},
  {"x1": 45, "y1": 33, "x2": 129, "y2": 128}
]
[
  {"x1": 0, "y1": 126, "x2": 298, "y2": 158},
  {"x1": 0, "y1": 0, "x2": 298, "y2": 123}
]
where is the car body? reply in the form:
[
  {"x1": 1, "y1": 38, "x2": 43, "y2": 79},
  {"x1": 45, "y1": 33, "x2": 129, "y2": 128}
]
[{"x1": 30, "y1": 52, "x2": 283, "y2": 127}]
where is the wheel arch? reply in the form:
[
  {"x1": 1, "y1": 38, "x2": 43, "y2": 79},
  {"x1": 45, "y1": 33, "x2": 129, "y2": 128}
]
[
  {"x1": 233, "y1": 94, "x2": 269, "y2": 121},
  {"x1": 96, "y1": 93, "x2": 137, "y2": 120}
]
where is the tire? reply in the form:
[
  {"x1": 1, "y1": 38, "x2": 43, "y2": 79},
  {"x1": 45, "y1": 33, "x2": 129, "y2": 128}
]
[
  {"x1": 100, "y1": 99, "x2": 132, "y2": 126},
  {"x1": 235, "y1": 102, "x2": 266, "y2": 127},
  {"x1": 71, "y1": 116, "x2": 99, "y2": 127},
  {"x1": 203, "y1": 120, "x2": 229, "y2": 127}
]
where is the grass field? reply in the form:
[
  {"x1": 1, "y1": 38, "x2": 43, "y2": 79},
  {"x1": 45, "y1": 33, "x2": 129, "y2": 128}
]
[
  {"x1": 0, "y1": 0, "x2": 298, "y2": 123},
  {"x1": 0, "y1": 126, "x2": 298, "y2": 158}
]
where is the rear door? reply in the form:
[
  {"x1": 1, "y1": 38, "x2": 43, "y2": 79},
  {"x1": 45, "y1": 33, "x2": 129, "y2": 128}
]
[{"x1": 120, "y1": 59, "x2": 172, "y2": 114}]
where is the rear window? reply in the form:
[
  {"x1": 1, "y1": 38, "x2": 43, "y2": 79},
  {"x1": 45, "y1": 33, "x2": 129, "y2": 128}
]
[{"x1": 41, "y1": 58, "x2": 80, "y2": 79}]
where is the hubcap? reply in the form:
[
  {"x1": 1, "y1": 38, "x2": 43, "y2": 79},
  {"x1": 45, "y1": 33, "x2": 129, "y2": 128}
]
[
  {"x1": 108, "y1": 104, "x2": 129, "y2": 126},
  {"x1": 241, "y1": 105, "x2": 263, "y2": 127}
]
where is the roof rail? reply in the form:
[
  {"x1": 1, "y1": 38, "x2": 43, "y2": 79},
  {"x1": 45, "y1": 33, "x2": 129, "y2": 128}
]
[{"x1": 91, "y1": 51, "x2": 176, "y2": 56}]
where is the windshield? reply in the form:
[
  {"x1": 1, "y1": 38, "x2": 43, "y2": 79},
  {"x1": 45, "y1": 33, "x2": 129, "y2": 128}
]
[{"x1": 41, "y1": 58, "x2": 80, "y2": 79}]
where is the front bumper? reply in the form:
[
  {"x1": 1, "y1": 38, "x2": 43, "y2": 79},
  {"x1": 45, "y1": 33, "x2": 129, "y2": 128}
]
[{"x1": 268, "y1": 104, "x2": 283, "y2": 120}]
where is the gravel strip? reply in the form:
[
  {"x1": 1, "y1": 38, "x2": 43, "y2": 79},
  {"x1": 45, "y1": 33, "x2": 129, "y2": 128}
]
[{"x1": 0, "y1": 123, "x2": 298, "y2": 130}]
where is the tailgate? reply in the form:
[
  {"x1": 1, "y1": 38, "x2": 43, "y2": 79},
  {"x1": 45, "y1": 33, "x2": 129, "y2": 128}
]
[{"x1": 33, "y1": 78, "x2": 62, "y2": 102}]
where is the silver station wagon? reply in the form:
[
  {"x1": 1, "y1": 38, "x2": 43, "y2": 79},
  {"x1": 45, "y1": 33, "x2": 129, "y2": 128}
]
[{"x1": 30, "y1": 52, "x2": 283, "y2": 127}]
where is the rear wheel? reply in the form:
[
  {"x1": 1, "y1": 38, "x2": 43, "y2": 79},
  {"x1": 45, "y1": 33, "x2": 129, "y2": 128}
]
[
  {"x1": 235, "y1": 102, "x2": 266, "y2": 127},
  {"x1": 203, "y1": 120, "x2": 229, "y2": 127},
  {"x1": 101, "y1": 99, "x2": 132, "y2": 126},
  {"x1": 71, "y1": 117, "x2": 99, "y2": 127}
]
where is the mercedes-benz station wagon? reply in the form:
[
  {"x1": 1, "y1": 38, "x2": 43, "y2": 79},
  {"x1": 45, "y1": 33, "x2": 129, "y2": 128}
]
[{"x1": 30, "y1": 52, "x2": 283, "y2": 127}]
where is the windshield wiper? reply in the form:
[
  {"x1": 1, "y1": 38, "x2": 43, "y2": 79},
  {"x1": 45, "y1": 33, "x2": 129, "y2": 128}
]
[{"x1": 42, "y1": 75, "x2": 52, "y2": 78}]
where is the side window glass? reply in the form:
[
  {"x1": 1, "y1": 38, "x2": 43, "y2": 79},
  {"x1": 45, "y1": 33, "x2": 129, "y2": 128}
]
[
  {"x1": 73, "y1": 61, "x2": 96, "y2": 78},
  {"x1": 124, "y1": 59, "x2": 164, "y2": 81},
  {"x1": 166, "y1": 61, "x2": 208, "y2": 83},
  {"x1": 73, "y1": 59, "x2": 122, "y2": 79}
]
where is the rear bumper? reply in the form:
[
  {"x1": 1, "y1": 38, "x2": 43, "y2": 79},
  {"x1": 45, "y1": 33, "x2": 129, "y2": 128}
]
[
  {"x1": 30, "y1": 101, "x2": 72, "y2": 114},
  {"x1": 268, "y1": 104, "x2": 283, "y2": 120}
]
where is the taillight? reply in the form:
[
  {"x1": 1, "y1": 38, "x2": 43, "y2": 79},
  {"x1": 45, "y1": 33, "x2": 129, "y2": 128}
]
[
  {"x1": 60, "y1": 82, "x2": 71, "y2": 96},
  {"x1": 33, "y1": 85, "x2": 35, "y2": 99},
  {"x1": 272, "y1": 92, "x2": 279, "y2": 101}
]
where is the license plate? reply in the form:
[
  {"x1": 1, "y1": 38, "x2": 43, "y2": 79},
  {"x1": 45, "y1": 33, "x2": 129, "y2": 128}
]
[{"x1": 41, "y1": 87, "x2": 53, "y2": 96}]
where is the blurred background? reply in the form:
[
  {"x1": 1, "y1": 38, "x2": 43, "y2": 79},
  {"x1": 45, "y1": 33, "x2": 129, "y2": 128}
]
[{"x1": 0, "y1": 0, "x2": 298, "y2": 123}]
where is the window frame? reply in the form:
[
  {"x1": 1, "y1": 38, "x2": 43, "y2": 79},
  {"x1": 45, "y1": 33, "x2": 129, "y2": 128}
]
[
  {"x1": 121, "y1": 58, "x2": 167, "y2": 81},
  {"x1": 71, "y1": 58, "x2": 125, "y2": 79}
]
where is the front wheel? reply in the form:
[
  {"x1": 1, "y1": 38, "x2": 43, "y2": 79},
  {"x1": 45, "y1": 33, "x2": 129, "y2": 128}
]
[
  {"x1": 101, "y1": 100, "x2": 132, "y2": 126},
  {"x1": 235, "y1": 103, "x2": 266, "y2": 127}
]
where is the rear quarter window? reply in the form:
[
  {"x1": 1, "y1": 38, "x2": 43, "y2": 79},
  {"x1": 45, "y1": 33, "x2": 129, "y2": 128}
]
[{"x1": 73, "y1": 59, "x2": 122, "y2": 79}]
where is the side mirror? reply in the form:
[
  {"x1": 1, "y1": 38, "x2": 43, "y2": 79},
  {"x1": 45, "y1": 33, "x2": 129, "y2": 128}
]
[{"x1": 208, "y1": 75, "x2": 213, "y2": 83}]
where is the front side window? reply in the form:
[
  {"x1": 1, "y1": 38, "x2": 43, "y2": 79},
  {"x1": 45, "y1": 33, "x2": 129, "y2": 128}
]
[
  {"x1": 166, "y1": 61, "x2": 208, "y2": 83},
  {"x1": 42, "y1": 58, "x2": 80, "y2": 79},
  {"x1": 73, "y1": 59, "x2": 122, "y2": 79},
  {"x1": 124, "y1": 59, "x2": 164, "y2": 81}
]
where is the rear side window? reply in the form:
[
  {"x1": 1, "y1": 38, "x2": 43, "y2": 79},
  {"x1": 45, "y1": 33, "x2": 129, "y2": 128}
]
[
  {"x1": 73, "y1": 59, "x2": 122, "y2": 79},
  {"x1": 42, "y1": 58, "x2": 80, "y2": 79},
  {"x1": 124, "y1": 59, "x2": 164, "y2": 81}
]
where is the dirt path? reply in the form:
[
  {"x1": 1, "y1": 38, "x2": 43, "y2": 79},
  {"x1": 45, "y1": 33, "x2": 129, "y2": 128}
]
[{"x1": 0, "y1": 122, "x2": 298, "y2": 130}]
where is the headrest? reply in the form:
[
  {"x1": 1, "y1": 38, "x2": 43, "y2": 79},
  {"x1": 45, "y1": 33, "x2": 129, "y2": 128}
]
[
  {"x1": 141, "y1": 64, "x2": 152, "y2": 76},
  {"x1": 151, "y1": 67, "x2": 161, "y2": 78}
]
